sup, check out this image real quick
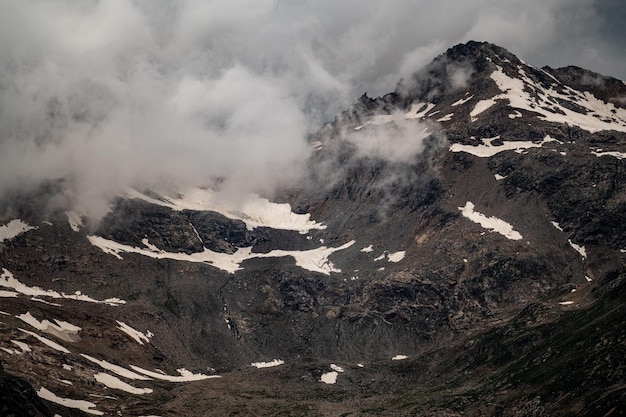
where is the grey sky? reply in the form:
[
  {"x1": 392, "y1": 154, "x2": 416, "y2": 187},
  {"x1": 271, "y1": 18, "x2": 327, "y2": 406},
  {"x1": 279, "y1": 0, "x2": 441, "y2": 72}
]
[{"x1": 0, "y1": 0, "x2": 624, "y2": 216}]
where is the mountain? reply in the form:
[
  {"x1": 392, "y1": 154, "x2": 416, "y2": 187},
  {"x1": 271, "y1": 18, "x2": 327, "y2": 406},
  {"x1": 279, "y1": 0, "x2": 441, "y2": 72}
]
[{"x1": 0, "y1": 41, "x2": 625, "y2": 416}]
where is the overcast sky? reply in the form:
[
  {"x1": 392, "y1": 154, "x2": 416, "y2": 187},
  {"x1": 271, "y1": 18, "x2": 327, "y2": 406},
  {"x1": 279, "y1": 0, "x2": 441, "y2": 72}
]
[{"x1": 0, "y1": 0, "x2": 624, "y2": 216}]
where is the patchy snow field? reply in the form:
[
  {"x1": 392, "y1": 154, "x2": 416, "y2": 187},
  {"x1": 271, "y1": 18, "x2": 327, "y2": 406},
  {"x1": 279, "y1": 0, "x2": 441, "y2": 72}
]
[
  {"x1": 125, "y1": 187, "x2": 326, "y2": 233},
  {"x1": 0, "y1": 219, "x2": 36, "y2": 242},
  {"x1": 88, "y1": 236, "x2": 354, "y2": 275},
  {"x1": 459, "y1": 202, "x2": 522, "y2": 240}
]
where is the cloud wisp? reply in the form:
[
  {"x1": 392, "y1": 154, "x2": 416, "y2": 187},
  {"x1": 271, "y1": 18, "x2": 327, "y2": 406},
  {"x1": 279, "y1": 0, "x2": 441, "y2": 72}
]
[{"x1": 0, "y1": 0, "x2": 620, "y2": 216}]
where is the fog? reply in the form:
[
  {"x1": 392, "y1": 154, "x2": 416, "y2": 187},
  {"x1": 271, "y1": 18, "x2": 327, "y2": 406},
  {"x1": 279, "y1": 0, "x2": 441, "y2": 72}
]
[{"x1": 0, "y1": 0, "x2": 622, "y2": 216}]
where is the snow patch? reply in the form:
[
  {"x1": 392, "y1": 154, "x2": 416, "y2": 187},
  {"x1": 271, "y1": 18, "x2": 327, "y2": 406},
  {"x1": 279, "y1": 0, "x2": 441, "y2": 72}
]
[
  {"x1": 65, "y1": 211, "x2": 83, "y2": 232},
  {"x1": 116, "y1": 321, "x2": 152, "y2": 345},
  {"x1": 17, "y1": 312, "x2": 81, "y2": 342},
  {"x1": 94, "y1": 373, "x2": 153, "y2": 395},
  {"x1": 11, "y1": 340, "x2": 31, "y2": 353},
  {"x1": 452, "y1": 95, "x2": 474, "y2": 106},
  {"x1": 129, "y1": 366, "x2": 220, "y2": 382},
  {"x1": 0, "y1": 268, "x2": 125, "y2": 306},
  {"x1": 81, "y1": 354, "x2": 150, "y2": 381},
  {"x1": 37, "y1": 387, "x2": 103, "y2": 415},
  {"x1": 392, "y1": 355, "x2": 408, "y2": 361},
  {"x1": 559, "y1": 301, "x2": 575, "y2": 305},
  {"x1": 436, "y1": 113, "x2": 454, "y2": 122},
  {"x1": 568, "y1": 240, "x2": 586, "y2": 258},
  {"x1": 459, "y1": 202, "x2": 522, "y2": 240},
  {"x1": 494, "y1": 174, "x2": 506, "y2": 181},
  {"x1": 250, "y1": 359, "x2": 284, "y2": 368},
  {"x1": 551, "y1": 221, "x2": 563, "y2": 232},
  {"x1": 320, "y1": 371, "x2": 338, "y2": 384},
  {"x1": 387, "y1": 251, "x2": 406, "y2": 263},
  {"x1": 407, "y1": 103, "x2": 436, "y2": 119},
  {"x1": 470, "y1": 98, "x2": 497, "y2": 121},
  {"x1": 89, "y1": 236, "x2": 354, "y2": 275},
  {"x1": 450, "y1": 135, "x2": 557, "y2": 157},
  {"x1": 19, "y1": 329, "x2": 70, "y2": 353},
  {"x1": 592, "y1": 150, "x2": 626, "y2": 160},
  {"x1": 0, "y1": 219, "x2": 36, "y2": 242},
  {"x1": 508, "y1": 110, "x2": 522, "y2": 119},
  {"x1": 330, "y1": 364, "x2": 344, "y2": 373},
  {"x1": 360, "y1": 245, "x2": 374, "y2": 253},
  {"x1": 125, "y1": 188, "x2": 326, "y2": 233},
  {"x1": 489, "y1": 66, "x2": 626, "y2": 133}
]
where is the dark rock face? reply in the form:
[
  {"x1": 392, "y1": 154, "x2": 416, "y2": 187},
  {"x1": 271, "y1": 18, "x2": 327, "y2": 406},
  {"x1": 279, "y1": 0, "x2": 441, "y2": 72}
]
[
  {"x1": 0, "y1": 41, "x2": 625, "y2": 415},
  {"x1": 0, "y1": 364, "x2": 51, "y2": 417}
]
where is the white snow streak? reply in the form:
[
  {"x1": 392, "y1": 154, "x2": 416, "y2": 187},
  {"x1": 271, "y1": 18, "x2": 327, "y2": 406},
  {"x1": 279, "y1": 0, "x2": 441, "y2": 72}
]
[
  {"x1": 81, "y1": 354, "x2": 151, "y2": 381},
  {"x1": 387, "y1": 251, "x2": 406, "y2": 263},
  {"x1": 125, "y1": 187, "x2": 325, "y2": 233},
  {"x1": 17, "y1": 312, "x2": 81, "y2": 342},
  {"x1": 94, "y1": 373, "x2": 153, "y2": 395},
  {"x1": 19, "y1": 328, "x2": 70, "y2": 353},
  {"x1": 0, "y1": 268, "x2": 125, "y2": 306},
  {"x1": 470, "y1": 99, "x2": 497, "y2": 121},
  {"x1": 65, "y1": 211, "x2": 83, "y2": 232},
  {"x1": 406, "y1": 103, "x2": 436, "y2": 119},
  {"x1": 116, "y1": 321, "x2": 152, "y2": 345},
  {"x1": 450, "y1": 135, "x2": 557, "y2": 157},
  {"x1": 360, "y1": 245, "x2": 374, "y2": 253},
  {"x1": 330, "y1": 364, "x2": 344, "y2": 373},
  {"x1": 88, "y1": 236, "x2": 354, "y2": 275},
  {"x1": 250, "y1": 359, "x2": 284, "y2": 368},
  {"x1": 458, "y1": 202, "x2": 522, "y2": 240},
  {"x1": 592, "y1": 150, "x2": 626, "y2": 160},
  {"x1": 11, "y1": 340, "x2": 31, "y2": 353},
  {"x1": 129, "y1": 366, "x2": 219, "y2": 382},
  {"x1": 550, "y1": 221, "x2": 563, "y2": 232},
  {"x1": 568, "y1": 240, "x2": 587, "y2": 258},
  {"x1": 392, "y1": 355, "x2": 408, "y2": 360},
  {"x1": 488, "y1": 66, "x2": 626, "y2": 133},
  {"x1": 452, "y1": 95, "x2": 474, "y2": 106},
  {"x1": 0, "y1": 219, "x2": 36, "y2": 243},
  {"x1": 37, "y1": 387, "x2": 103, "y2": 415}
]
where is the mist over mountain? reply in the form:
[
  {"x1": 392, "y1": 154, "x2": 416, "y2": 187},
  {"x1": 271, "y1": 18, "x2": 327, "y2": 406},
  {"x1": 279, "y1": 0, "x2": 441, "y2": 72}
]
[{"x1": 1, "y1": 0, "x2": 625, "y2": 219}]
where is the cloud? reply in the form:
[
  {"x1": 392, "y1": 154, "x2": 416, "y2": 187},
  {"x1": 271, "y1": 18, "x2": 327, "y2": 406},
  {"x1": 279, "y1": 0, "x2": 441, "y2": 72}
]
[{"x1": 0, "y1": 0, "x2": 621, "y2": 217}]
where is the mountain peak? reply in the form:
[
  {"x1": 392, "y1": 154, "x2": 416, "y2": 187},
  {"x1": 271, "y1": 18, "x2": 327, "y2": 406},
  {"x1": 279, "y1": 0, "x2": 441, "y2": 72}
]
[
  {"x1": 395, "y1": 40, "x2": 521, "y2": 105},
  {"x1": 444, "y1": 40, "x2": 519, "y2": 64}
]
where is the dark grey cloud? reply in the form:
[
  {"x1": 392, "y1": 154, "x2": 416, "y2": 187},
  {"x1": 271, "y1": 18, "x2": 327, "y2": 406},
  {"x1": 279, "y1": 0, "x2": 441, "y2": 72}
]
[{"x1": 0, "y1": 0, "x2": 623, "y2": 216}]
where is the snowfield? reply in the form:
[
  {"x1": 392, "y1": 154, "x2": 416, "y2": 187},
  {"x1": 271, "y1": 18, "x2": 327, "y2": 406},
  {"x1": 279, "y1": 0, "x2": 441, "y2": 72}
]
[
  {"x1": 459, "y1": 202, "x2": 523, "y2": 240},
  {"x1": 0, "y1": 219, "x2": 36, "y2": 242},
  {"x1": 471, "y1": 65, "x2": 626, "y2": 133},
  {"x1": 125, "y1": 187, "x2": 326, "y2": 233},
  {"x1": 450, "y1": 135, "x2": 557, "y2": 157},
  {"x1": 88, "y1": 235, "x2": 355, "y2": 275}
]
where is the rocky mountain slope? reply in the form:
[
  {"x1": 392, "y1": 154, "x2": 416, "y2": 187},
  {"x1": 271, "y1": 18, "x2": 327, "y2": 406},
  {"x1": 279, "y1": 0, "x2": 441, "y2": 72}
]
[{"x1": 0, "y1": 41, "x2": 624, "y2": 416}]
